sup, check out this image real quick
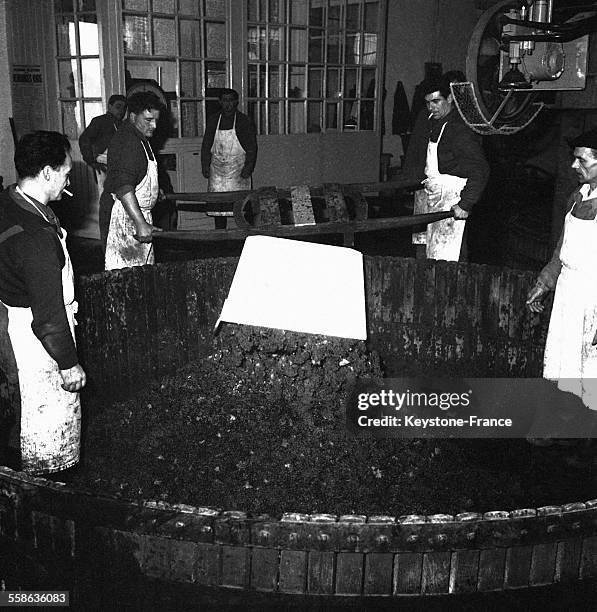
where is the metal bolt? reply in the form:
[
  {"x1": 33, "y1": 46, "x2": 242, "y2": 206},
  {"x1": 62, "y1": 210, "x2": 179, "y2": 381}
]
[
  {"x1": 201, "y1": 525, "x2": 212, "y2": 534},
  {"x1": 406, "y1": 534, "x2": 418, "y2": 543},
  {"x1": 318, "y1": 532, "x2": 329, "y2": 543},
  {"x1": 174, "y1": 520, "x2": 185, "y2": 529},
  {"x1": 547, "y1": 524, "x2": 557, "y2": 533},
  {"x1": 466, "y1": 531, "x2": 476, "y2": 541},
  {"x1": 435, "y1": 533, "x2": 447, "y2": 544},
  {"x1": 376, "y1": 535, "x2": 389, "y2": 546},
  {"x1": 347, "y1": 534, "x2": 359, "y2": 545},
  {"x1": 259, "y1": 529, "x2": 270, "y2": 542},
  {"x1": 572, "y1": 522, "x2": 581, "y2": 530},
  {"x1": 288, "y1": 532, "x2": 298, "y2": 543}
]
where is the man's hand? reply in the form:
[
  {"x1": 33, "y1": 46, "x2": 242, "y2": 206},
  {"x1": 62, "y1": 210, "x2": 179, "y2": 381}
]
[
  {"x1": 593, "y1": 329, "x2": 597, "y2": 346},
  {"x1": 202, "y1": 169, "x2": 210, "y2": 179},
  {"x1": 240, "y1": 168, "x2": 251, "y2": 179},
  {"x1": 451, "y1": 204, "x2": 469, "y2": 219},
  {"x1": 60, "y1": 364, "x2": 86, "y2": 393},
  {"x1": 93, "y1": 162, "x2": 107, "y2": 173},
  {"x1": 133, "y1": 221, "x2": 163, "y2": 243},
  {"x1": 526, "y1": 280, "x2": 549, "y2": 313}
]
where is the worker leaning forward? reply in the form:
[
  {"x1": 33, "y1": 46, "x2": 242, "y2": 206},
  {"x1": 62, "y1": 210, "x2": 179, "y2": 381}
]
[
  {"x1": 403, "y1": 73, "x2": 489, "y2": 261},
  {"x1": 0, "y1": 131, "x2": 86, "y2": 475},
  {"x1": 201, "y1": 88, "x2": 257, "y2": 229},
  {"x1": 100, "y1": 91, "x2": 164, "y2": 270}
]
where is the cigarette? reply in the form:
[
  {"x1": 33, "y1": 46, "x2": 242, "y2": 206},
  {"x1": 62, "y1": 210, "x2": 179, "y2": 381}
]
[{"x1": 63, "y1": 188, "x2": 73, "y2": 197}]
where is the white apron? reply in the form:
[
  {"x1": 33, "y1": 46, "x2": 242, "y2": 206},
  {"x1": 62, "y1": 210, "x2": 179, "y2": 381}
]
[
  {"x1": 208, "y1": 114, "x2": 251, "y2": 193},
  {"x1": 543, "y1": 206, "x2": 597, "y2": 410},
  {"x1": 2, "y1": 189, "x2": 81, "y2": 474},
  {"x1": 105, "y1": 140, "x2": 158, "y2": 270},
  {"x1": 95, "y1": 152, "x2": 108, "y2": 195},
  {"x1": 412, "y1": 122, "x2": 468, "y2": 261}
]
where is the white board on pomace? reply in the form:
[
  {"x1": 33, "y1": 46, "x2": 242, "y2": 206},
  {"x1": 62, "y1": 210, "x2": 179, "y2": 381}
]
[{"x1": 216, "y1": 236, "x2": 367, "y2": 340}]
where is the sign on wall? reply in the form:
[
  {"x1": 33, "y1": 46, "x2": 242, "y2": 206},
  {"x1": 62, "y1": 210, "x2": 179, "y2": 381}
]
[{"x1": 12, "y1": 65, "x2": 45, "y2": 141}]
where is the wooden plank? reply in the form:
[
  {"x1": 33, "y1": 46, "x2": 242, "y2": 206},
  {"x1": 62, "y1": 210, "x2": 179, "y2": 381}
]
[
  {"x1": 221, "y1": 545, "x2": 249, "y2": 588},
  {"x1": 421, "y1": 551, "x2": 451, "y2": 594},
  {"x1": 167, "y1": 177, "x2": 422, "y2": 205},
  {"x1": 450, "y1": 549, "x2": 480, "y2": 593},
  {"x1": 529, "y1": 542, "x2": 557, "y2": 586},
  {"x1": 579, "y1": 535, "x2": 597, "y2": 579},
  {"x1": 504, "y1": 545, "x2": 533, "y2": 589},
  {"x1": 555, "y1": 538, "x2": 583, "y2": 582},
  {"x1": 393, "y1": 552, "x2": 423, "y2": 594},
  {"x1": 307, "y1": 551, "x2": 335, "y2": 595},
  {"x1": 153, "y1": 212, "x2": 453, "y2": 243},
  {"x1": 250, "y1": 547, "x2": 279, "y2": 592},
  {"x1": 363, "y1": 552, "x2": 393, "y2": 595},
  {"x1": 290, "y1": 185, "x2": 315, "y2": 226},
  {"x1": 477, "y1": 547, "x2": 506, "y2": 591},
  {"x1": 335, "y1": 552, "x2": 364, "y2": 595},
  {"x1": 279, "y1": 550, "x2": 307, "y2": 594}
]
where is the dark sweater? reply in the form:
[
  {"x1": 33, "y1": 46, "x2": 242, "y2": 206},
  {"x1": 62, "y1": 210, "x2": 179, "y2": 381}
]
[
  {"x1": 78, "y1": 112, "x2": 122, "y2": 167},
  {"x1": 0, "y1": 187, "x2": 78, "y2": 369},
  {"x1": 402, "y1": 108, "x2": 489, "y2": 211},
  {"x1": 201, "y1": 110, "x2": 258, "y2": 177},
  {"x1": 104, "y1": 121, "x2": 155, "y2": 198}
]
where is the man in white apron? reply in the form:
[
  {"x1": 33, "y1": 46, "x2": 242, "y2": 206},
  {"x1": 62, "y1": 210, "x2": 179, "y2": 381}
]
[
  {"x1": 527, "y1": 129, "x2": 597, "y2": 415},
  {"x1": 101, "y1": 91, "x2": 164, "y2": 270},
  {"x1": 0, "y1": 131, "x2": 86, "y2": 475},
  {"x1": 201, "y1": 89, "x2": 258, "y2": 229},
  {"x1": 405, "y1": 74, "x2": 489, "y2": 261}
]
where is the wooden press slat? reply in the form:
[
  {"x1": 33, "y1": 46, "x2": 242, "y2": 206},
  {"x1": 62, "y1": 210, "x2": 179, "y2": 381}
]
[
  {"x1": 363, "y1": 552, "x2": 393, "y2": 595},
  {"x1": 250, "y1": 547, "x2": 279, "y2": 592},
  {"x1": 194, "y1": 542, "x2": 221, "y2": 586},
  {"x1": 393, "y1": 552, "x2": 423, "y2": 594},
  {"x1": 104, "y1": 272, "x2": 128, "y2": 392},
  {"x1": 450, "y1": 549, "x2": 480, "y2": 593},
  {"x1": 529, "y1": 542, "x2": 557, "y2": 586},
  {"x1": 504, "y1": 545, "x2": 533, "y2": 589},
  {"x1": 421, "y1": 551, "x2": 451, "y2": 594},
  {"x1": 335, "y1": 552, "x2": 364, "y2": 595},
  {"x1": 278, "y1": 549, "x2": 307, "y2": 594},
  {"x1": 555, "y1": 537, "x2": 583, "y2": 582},
  {"x1": 307, "y1": 551, "x2": 335, "y2": 595},
  {"x1": 477, "y1": 547, "x2": 506, "y2": 591},
  {"x1": 123, "y1": 267, "x2": 149, "y2": 392},
  {"x1": 579, "y1": 535, "x2": 597, "y2": 579},
  {"x1": 221, "y1": 545, "x2": 249, "y2": 588}
]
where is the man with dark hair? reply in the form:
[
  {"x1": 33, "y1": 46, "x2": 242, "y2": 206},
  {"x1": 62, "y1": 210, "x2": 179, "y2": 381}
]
[
  {"x1": 79, "y1": 94, "x2": 127, "y2": 175},
  {"x1": 201, "y1": 88, "x2": 257, "y2": 228},
  {"x1": 527, "y1": 128, "x2": 597, "y2": 412},
  {"x1": 0, "y1": 131, "x2": 86, "y2": 475},
  {"x1": 403, "y1": 73, "x2": 489, "y2": 261},
  {"x1": 101, "y1": 91, "x2": 164, "y2": 269}
]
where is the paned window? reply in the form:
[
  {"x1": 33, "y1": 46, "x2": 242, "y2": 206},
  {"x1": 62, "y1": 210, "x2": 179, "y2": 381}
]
[
  {"x1": 55, "y1": 0, "x2": 102, "y2": 139},
  {"x1": 121, "y1": 0, "x2": 227, "y2": 138},
  {"x1": 247, "y1": 0, "x2": 379, "y2": 134}
]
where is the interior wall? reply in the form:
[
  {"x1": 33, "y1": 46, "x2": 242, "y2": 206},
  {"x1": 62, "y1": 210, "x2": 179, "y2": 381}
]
[{"x1": 0, "y1": 0, "x2": 14, "y2": 186}]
